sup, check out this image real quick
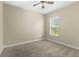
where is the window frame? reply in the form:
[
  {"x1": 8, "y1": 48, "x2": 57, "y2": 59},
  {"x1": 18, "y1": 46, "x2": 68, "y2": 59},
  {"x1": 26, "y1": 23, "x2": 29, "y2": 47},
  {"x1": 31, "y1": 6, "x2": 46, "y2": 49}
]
[{"x1": 49, "y1": 16, "x2": 60, "y2": 37}]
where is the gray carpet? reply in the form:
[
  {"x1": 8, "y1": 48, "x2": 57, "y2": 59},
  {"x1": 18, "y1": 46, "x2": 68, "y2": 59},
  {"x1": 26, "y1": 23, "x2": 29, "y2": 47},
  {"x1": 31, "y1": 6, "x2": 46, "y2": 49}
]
[{"x1": 0, "y1": 39, "x2": 79, "y2": 57}]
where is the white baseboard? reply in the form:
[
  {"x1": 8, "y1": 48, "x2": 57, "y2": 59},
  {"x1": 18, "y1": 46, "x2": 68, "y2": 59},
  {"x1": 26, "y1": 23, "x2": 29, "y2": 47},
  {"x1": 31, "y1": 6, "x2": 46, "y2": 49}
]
[
  {"x1": 46, "y1": 38, "x2": 79, "y2": 50},
  {"x1": 0, "y1": 38, "x2": 44, "y2": 48}
]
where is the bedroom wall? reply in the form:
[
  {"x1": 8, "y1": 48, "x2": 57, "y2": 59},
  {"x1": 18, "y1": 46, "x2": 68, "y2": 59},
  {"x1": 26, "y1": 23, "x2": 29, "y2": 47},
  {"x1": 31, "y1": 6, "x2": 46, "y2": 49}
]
[
  {"x1": 3, "y1": 3, "x2": 44, "y2": 45},
  {"x1": 45, "y1": 2, "x2": 79, "y2": 48},
  {"x1": 0, "y1": 2, "x2": 3, "y2": 46}
]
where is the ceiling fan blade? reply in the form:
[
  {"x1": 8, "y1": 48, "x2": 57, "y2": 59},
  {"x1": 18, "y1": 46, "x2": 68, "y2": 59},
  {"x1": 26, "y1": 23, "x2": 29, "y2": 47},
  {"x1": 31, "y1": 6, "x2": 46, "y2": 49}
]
[
  {"x1": 44, "y1": 1, "x2": 54, "y2": 4},
  {"x1": 33, "y1": 2, "x2": 41, "y2": 6}
]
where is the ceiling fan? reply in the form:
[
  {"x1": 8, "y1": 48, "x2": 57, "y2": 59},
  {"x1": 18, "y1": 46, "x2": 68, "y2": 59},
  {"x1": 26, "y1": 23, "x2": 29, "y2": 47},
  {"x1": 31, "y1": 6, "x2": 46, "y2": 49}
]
[{"x1": 33, "y1": 1, "x2": 54, "y2": 8}]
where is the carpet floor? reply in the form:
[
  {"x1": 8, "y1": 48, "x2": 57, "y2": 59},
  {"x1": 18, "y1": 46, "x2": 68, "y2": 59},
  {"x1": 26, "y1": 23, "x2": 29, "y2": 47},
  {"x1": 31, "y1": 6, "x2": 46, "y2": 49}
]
[{"x1": 0, "y1": 39, "x2": 79, "y2": 57}]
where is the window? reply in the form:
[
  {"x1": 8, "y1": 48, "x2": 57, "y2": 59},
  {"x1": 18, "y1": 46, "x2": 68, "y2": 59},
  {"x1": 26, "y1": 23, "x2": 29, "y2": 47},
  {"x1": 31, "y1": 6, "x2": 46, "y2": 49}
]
[{"x1": 49, "y1": 16, "x2": 60, "y2": 37}]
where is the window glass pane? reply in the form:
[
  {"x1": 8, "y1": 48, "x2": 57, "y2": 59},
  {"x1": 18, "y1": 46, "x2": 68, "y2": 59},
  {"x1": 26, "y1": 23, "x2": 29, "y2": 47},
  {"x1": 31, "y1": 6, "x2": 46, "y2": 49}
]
[{"x1": 49, "y1": 16, "x2": 60, "y2": 37}]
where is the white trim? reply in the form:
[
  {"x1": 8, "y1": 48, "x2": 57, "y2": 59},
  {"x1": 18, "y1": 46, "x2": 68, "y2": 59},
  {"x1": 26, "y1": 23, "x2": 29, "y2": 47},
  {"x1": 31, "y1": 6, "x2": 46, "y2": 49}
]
[
  {"x1": 46, "y1": 38, "x2": 79, "y2": 50},
  {"x1": 0, "y1": 48, "x2": 3, "y2": 55},
  {"x1": 0, "y1": 38, "x2": 43, "y2": 48}
]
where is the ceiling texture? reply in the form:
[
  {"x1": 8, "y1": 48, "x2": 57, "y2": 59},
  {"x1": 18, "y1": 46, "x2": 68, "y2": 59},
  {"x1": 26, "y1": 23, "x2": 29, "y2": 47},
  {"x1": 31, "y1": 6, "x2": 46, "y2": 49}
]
[{"x1": 4, "y1": 1, "x2": 76, "y2": 15}]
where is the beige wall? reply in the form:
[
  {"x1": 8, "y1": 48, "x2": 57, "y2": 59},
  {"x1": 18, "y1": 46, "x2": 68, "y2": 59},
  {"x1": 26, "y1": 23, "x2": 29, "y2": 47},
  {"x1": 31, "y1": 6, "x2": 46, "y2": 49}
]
[
  {"x1": 0, "y1": 2, "x2": 3, "y2": 46},
  {"x1": 45, "y1": 2, "x2": 79, "y2": 47},
  {"x1": 3, "y1": 3, "x2": 44, "y2": 45}
]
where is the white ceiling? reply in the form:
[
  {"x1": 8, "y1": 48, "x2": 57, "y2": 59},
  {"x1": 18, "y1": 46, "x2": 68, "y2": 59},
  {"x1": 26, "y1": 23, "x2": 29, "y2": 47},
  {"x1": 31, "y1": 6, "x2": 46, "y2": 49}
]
[{"x1": 4, "y1": 1, "x2": 75, "y2": 15}]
